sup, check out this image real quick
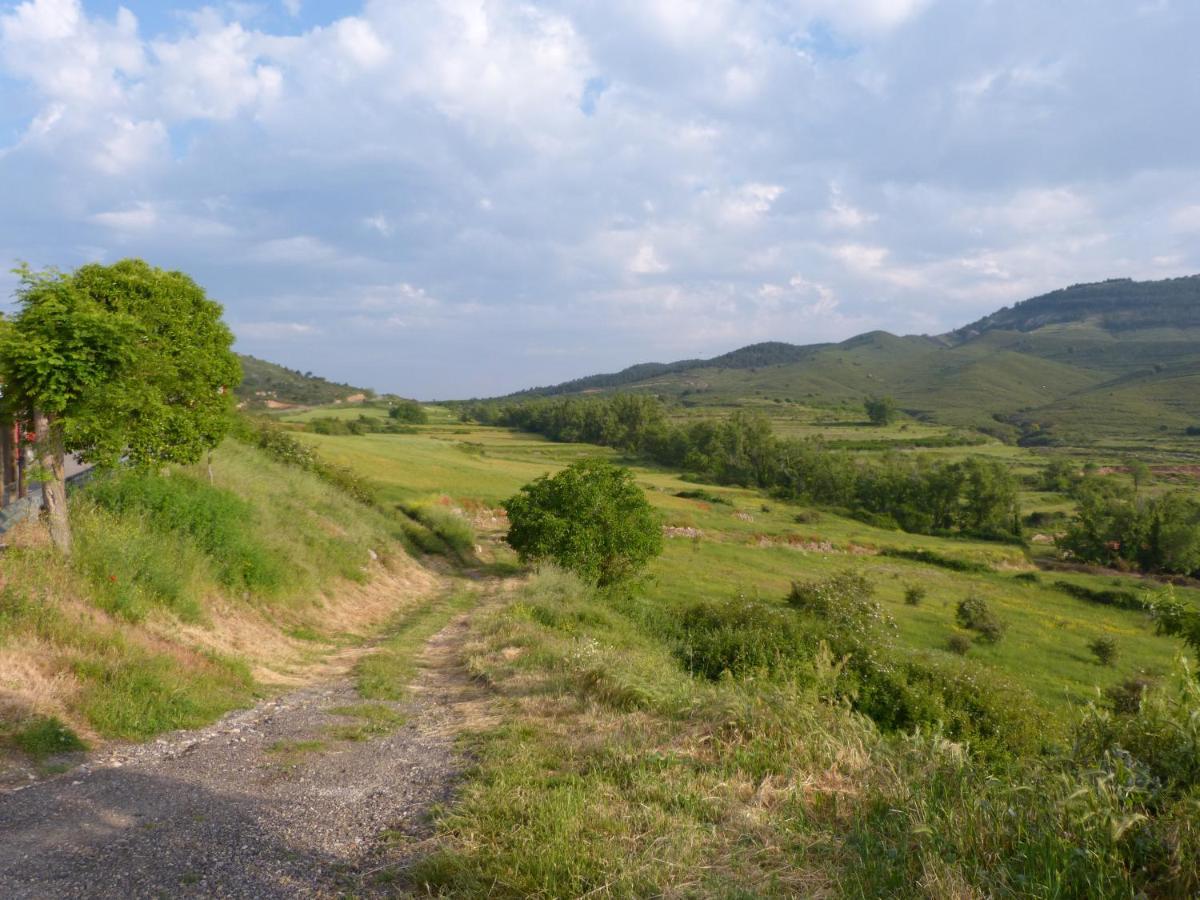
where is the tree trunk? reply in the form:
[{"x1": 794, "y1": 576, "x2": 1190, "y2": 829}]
[
  {"x1": 1, "y1": 423, "x2": 14, "y2": 506},
  {"x1": 33, "y1": 410, "x2": 71, "y2": 555}
]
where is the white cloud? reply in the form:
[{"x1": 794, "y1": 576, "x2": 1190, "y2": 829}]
[
  {"x1": 630, "y1": 243, "x2": 668, "y2": 274},
  {"x1": 332, "y1": 17, "x2": 388, "y2": 69},
  {"x1": 363, "y1": 213, "x2": 392, "y2": 236},
  {"x1": 1, "y1": 0, "x2": 1199, "y2": 396},
  {"x1": 236, "y1": 320, "x2": 319, "y2": 339}
]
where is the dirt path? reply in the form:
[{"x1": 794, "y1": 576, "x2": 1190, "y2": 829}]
[{"x1": 0, "y1": 585, "x2": 498, "y2": 899}]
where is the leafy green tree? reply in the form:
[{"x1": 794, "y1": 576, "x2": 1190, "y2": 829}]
[
  {"x1": 1148, "y1": 586, "x2": 1200, "y2": 676},
  {"x1": 1127, "y1": 458, "x2": 1152, "y2": 493},
  {"x1": 503, "y1": 458, "x2": 663, "y2": 586},
  {"x1": 864, "y1": 396, "x2": 898, "y2": 426},
  {"x1": 388, "y1": 399, "x2": 428, "y2": 424},
  {"x1": 0, "y1": 261, "x2": 240, "y2": 553}
]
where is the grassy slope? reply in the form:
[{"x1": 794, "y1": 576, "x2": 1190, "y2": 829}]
[
  {"x1": 0, "y1": 437, "x2": 430, "y2": 766},
  {"x1": 237, "y1": 354, "x2": 372, "y2": 406},
  {"x1": 294, "y1": 418, "x2": 1190, "y2": 721}
]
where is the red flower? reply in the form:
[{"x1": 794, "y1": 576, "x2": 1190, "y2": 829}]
[
  {"x1": 109, "y1": 575, "x2": 117, "y2": 582},
  {"x1": 23, "y1": 432, "x2": 36, "y2": 443}
]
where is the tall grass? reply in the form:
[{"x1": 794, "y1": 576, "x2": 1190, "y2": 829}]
[
  {"x1": 0, "y1": 437, "x2": 409, "y2": 749},
  {"x1": 411, "y1": 569, "x2": 1200, "y2": 898},
  {"x1": 85, "y1": 468, "x2": 285, "y2": 594}
]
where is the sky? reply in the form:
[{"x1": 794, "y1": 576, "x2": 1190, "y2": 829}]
[{"x1": 1, "y1": 0, "x2": 1198, "y2": 398}]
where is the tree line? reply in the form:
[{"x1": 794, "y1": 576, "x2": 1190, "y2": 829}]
[
  {"x1": 461, "y1": 394, "x2": 1022, "y2": 541},
  {"x1": 1058, "y1": 473, "x2": 1200, "y2": 576}
]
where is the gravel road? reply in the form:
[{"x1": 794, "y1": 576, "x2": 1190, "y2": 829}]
[{"x1": 0, "y1": 611, "x2": 489, "y2": 899}]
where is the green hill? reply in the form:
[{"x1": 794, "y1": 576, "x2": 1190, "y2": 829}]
[
  {"x1": 237, "y1": 354, "x2": 373, "y2": 407},
  {"x1": 500, "y1": 274, "x2": 1200, "y2": 443}
]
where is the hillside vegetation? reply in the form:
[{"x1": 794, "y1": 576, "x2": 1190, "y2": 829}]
[
  {"x1": 288, "y1": 406, "x2": 1200, "y2": 896},
  {"x1": 0, "y1": 433, "x2": 436, "y2": 773},
  {"x1": 501, "y1": 274, "x2": 1200, "y2": 445},
  {"x1": 237, "y1": 354, "x2": 373, "y2": 407}
]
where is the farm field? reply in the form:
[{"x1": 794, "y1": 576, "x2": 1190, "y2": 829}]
[{"x1": 293, "y1": 412, "x2": 1192, "y2": 724}]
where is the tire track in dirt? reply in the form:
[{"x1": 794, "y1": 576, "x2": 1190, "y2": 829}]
[{"x1": 0, "y1": 579, "x2": 505, "y2": 899}]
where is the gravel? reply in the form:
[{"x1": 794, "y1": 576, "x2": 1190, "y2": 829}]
[{"x1": 0, "y1": 615, "x2": 485, "y2": 899}]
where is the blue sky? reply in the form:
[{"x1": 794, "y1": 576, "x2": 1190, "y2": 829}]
[{"x1": 1, "y1": 0, "x2": 1198, "y2": 398}]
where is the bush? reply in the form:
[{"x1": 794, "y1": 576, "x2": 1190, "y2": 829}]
[
  {"x1": 505, "y1": 459, "x2": 663, "y2": 586},
  {"x1": 956, "y1": 596, "x2": 1006, "y2": 643},
  {"x1": 1089, "y1": 636, "x2": 1119, "y2": 667},
  {"x1": 1075, "y1": 663, "x2": 1200, "y2": 795},
  {"x1": 947, "y1": 633, "x2": 972, "y2": 655},
  {"x1": 677, "y1": 596, "x2": 807, "y2": 680},
  {"x1": 787, "y1": 571, "x2": 888, "y2": 648},
  {"x1": 903, "y1": 585, "x2": 926, "y2": 606},
  {"x1": 1105, "y1": 674, "x2": 1156, "y2": 714},
  {"x1": 389, "y1": 399, "x2": 428, "y2": 424}
]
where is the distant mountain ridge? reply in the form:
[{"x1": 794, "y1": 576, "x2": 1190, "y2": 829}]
[
  {"x1": 952, "y1": 274, "x2": 1200, "y2": 337},
  {"x1": 497, "y1": 273, "x2": 1200, "y2": 442}
]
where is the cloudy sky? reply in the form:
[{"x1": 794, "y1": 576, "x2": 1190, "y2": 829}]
[{"x1": 1, "y1": 0, "x2": 1198, "y2": 397}]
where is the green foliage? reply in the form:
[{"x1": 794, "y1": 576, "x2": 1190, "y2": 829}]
[
  {"x1": 947, "y1": 632, "x2": 972, "y2": 655},
  {"x1": 1059, "y1": 479, "x2": 1200, "y2": 576},
  {"x1": 0, "y1": 265, "x2": 136, "y2": 420},
  {"x1": 1147, "y1": 586, "x2": 1200, "y2": 667},
  {"x1": 1039, "y1": 456, "x2": 1080, "y2": 492},
  {"x1": 677, "y1": 596, "x2": 806, "y2": 679},
  {"x1": 1105, "y1": 674, "x2": 1156, "y2": 714},
  {"x1": 1074, "y1": 663, "x2": 1200, "y2": 796},
  {"x1": 76, "y1": 650, "x2": 253, "y2": 740},
  {"x1": 236, "y1": 354, "x2": 369, "y2": 405},
  {"x1": 85, "y1": 468, "x2": 284, "y2": 595},
  {"x1": 881, "y1": 547, "x2": 990, "y2": 573},
  {"x1": 903, "y1": 585, "x2": 926, "y2": 606},
  {"x1": 786, "y1": 570, "x2": 887, "y2": 647},
  {"x1": 388, "y1": 399, "x2": 428, "y2": 424},
  {"x1": 864, "y1": 395, "x2": 898, "y2": 426},
  {"x1": 399, "y1": 501, "x2": 476, "y2": 557},
  {"x1": 1089, "y1": 636, "x2": 1119, "y2": 666},
  {"x1": 2, "y1": 260, "x2": 241, "y2": 467},
  {"x1": 956, "y1": 596, "x2": 1006, "y2": 643},
  {"x1": 237, "y1": 417, "x2": 380, "y2": 506},
  {"x1": 10, "y1": 715, "x2": 87, "y2": 759},
  {"x1": 480, "y1": 394, "x2": 1022, "y2": 540},
  {"x1": 674, "y1": 488, "x2": 730, "y2": 505},
  {"x1": 504, "y1": 459, "x2": 663, "y2": 586},
  {"x1": 1053, "y1": 579, "x2": 1143, "y2": 611}
]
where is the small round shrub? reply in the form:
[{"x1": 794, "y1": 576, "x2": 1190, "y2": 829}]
[
  {"x1": 956, "y1": 595, "x2": 1006, "y2": 643},
  {"x1": 1088, "y1": 636, "x2": 1119, "y2": 667},
  {"x1": 947, "y1": 633, "x2": 972, "y2": 655},
  {"x1": 903, "y1": 585, "x2": 926, "y2": 606},
  {"x1": 1104, "y1": 673, "x2": 1155, "y2": 714},
  {"x1": 678, "y1": 596, "x2": 806, "y2": 679}
]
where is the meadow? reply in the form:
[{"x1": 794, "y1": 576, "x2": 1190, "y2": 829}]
[
  {"x1": 288, "y1": 409, "x2": 1192, "y2": 723},
  {"x1": 283, "y1": 403, "x2": 1199, "y2": 896}
]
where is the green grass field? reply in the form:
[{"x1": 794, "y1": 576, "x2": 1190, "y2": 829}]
[{"x1": 293, "y1": 414, "x2": 1190, "y2": 724}]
